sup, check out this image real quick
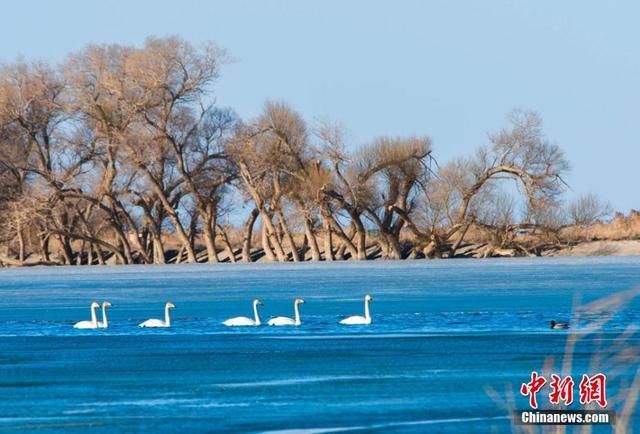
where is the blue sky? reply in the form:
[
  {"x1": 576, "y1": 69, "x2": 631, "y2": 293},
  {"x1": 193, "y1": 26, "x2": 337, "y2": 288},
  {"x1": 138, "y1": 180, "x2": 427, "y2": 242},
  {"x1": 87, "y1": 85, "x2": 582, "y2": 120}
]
[{"x1": 1, "y1": 0, "x2": 638, "y2": 212}]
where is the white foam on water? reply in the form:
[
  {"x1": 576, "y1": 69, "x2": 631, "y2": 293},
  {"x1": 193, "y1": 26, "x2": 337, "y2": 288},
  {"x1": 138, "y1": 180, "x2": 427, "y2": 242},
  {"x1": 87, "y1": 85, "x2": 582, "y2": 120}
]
[
  {"x1": 216, "y1": 374, "x2": 416, "y2": 388},
  {"x1": 183, "y1": 402, "x2": 251, "y2": 408},
  {"x1": 62, "y1": 409, "x2": 96, "y2": 415},
  {"x1": 79, "y1": 398, "x2": 201, "y2": 407}
]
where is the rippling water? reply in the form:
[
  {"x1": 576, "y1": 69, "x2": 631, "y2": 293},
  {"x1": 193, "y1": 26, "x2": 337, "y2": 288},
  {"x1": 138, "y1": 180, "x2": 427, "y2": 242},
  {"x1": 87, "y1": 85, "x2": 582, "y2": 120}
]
[{"x1": 1, "y1": 257, "x2": 639, "y2": 432}]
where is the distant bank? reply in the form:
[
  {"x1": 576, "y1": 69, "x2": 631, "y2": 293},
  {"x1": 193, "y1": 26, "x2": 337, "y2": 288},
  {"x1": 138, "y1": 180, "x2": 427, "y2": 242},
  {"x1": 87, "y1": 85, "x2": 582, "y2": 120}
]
[{"x1": 3, "y1": 239, "x2": 640, "y2": 268}]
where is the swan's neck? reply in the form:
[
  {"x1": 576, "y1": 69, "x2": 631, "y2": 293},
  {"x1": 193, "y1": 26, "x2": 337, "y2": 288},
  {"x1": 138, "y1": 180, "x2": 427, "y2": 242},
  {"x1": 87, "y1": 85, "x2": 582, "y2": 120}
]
[
  {"x1": 364, "y1": 299, "x2": 371, "y2": 321},
  {"x1": 253, "y1": 303, "x2": 261, "y2": 325},
  {"x1": 165, "y1": 306, "x2": 171, "y2": 327},
  {"x1": 294, "y1": 303, "x2": 301, "y2": 326},
  {"x1": 90, "y1": 306, "x2": 97, "y2": 326},
  {"x1": 101, "y1": 305, "x2": 108, "y2": 327}
]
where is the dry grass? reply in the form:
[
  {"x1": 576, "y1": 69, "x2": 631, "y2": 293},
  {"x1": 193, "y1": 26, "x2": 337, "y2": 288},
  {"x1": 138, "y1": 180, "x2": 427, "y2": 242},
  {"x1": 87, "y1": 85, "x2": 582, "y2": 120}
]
[{"x1": 564, "y1": 211, "x2": 640, "y2": 242}]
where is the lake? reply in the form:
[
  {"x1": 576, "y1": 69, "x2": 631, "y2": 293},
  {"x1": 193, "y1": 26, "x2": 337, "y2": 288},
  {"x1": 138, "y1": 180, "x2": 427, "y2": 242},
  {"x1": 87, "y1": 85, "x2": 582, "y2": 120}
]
[{"x1": 1, "y1": 257, "x2": 639, "y2": 433}]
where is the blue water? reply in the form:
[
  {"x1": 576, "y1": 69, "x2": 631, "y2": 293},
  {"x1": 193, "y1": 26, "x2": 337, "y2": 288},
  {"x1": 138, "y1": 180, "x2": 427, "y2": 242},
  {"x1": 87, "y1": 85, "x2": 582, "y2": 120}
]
[{"x1": 1, "y1": 257, "x2": 639, "y2": 433}]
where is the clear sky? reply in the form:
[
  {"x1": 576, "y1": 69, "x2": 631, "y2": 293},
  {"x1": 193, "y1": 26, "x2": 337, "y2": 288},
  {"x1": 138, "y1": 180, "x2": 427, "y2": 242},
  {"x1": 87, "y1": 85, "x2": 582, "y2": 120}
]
[{"x1": 1, "y1": 0, "x2": 638, "y2": 212}]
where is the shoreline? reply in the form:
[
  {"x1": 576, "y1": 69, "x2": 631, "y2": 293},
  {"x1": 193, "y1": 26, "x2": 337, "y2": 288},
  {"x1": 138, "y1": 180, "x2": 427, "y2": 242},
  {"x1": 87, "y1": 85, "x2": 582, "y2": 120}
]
[{"x1": 3, "y1": 239, "x2": 640, "y2": 268}]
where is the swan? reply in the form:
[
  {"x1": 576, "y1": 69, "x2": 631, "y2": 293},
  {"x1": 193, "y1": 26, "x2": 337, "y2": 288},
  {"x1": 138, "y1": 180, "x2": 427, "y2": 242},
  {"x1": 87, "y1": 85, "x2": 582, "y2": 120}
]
[
  {"x1": 73, "y1": 302, "x2": 100, "y2": 329},
  {"x1": 550, "y1": 320, "x2": 569, "y2": 329},
  {"x1": 268, "y1": 298, "x2": 305, "y2": 326},
  {"x1": 139, "y1": 302, "x2": 176, "y2": 328},
  {"x1": 339, "y1": 294, "x2": 373, "y2": 325},
  {"x1": 97, "y1": 301, "x2": 112, "y2": 328},
  {"x1": 223, "y1": 299, "x2": 263, "y2": 326}
]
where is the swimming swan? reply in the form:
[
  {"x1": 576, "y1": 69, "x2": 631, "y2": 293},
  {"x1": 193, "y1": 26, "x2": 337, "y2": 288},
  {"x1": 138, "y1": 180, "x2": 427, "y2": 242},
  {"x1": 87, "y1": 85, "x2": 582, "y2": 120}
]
[
  {"x1": 73, "y1": 302, "x2": 100, "y2": 329},
  {"x1": 339, "y1": 294, "x2": 373, "y2": 325},
  {"x1": 139, "y1": 302, "x2": 175, "y2": 328},
  {"x1": 223, "y1": 299, "x2": 263, "y2": 326},
  {"x1": 268, "y1": 299, "x2": 305, "y2": 326},
  {"x1": 97, "y1": 301, "x2": 112, "y2": 328}
]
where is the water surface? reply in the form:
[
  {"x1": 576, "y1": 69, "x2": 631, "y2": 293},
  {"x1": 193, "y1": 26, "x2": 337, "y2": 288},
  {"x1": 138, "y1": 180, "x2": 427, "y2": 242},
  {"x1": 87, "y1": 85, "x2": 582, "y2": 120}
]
[{"x1": 1, "y1": 257, "x2": 639, "y2": 432}]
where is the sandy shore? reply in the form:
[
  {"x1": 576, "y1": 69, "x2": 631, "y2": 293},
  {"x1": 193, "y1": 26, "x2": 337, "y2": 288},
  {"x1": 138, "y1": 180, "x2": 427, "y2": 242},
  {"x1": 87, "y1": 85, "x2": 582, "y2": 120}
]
[{"x1": 548, "y1": 240, "x2": 640, "y2": 257}]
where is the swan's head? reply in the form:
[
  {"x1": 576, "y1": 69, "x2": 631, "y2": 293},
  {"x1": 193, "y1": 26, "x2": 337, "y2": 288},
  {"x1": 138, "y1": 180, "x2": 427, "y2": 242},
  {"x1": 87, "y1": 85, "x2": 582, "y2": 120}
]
[
  {"x1": 254, "y1": 299, "x2": 263, "y2": 307},
  {"x1": 295, "y1": 298, "x2": 305, "y2": 305},
  {"x1": 102, "y1": 301, "x2": 112, "y2": 308},
  {"x1": 166, "y1": 302, "x2": 175, "y2": 309},
  {"x1": 91, "y1": 302, "x2": 100, "y2": 309},
  {"x1": 365, "y1": 294, "x2": 373, "y2": 302}
]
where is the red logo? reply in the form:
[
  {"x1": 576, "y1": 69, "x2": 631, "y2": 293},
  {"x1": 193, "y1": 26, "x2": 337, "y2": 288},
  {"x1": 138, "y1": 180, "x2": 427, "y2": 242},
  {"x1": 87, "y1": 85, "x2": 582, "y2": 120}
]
[
  {"x1": 521, "y1": 371, "x2": 547, "y2": 409},
  {"x1": 579, "y1": 374, "x2": 607, "y2": 408},
  {"x1": 549, "y1": 374, "x2": 574, "y2": 405},
  {"x1": 521, "y1": 372, "x2": 607, "y2": 409}
]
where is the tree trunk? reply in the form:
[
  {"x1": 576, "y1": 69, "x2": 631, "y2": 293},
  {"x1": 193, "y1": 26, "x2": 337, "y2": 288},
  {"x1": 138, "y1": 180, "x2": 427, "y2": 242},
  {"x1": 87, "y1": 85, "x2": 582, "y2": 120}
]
[
  {"x1": 260, "y1": 212, "x2": 287, "y2": 262},
  {"x1": 423, "y1": 242, "x2": 439, "y2": 259},
  {"x1": 175, "y1": 246, "x2": 185, "y2": 264},
  {"x1": 237, "y1": 166, "x2": 287, "y2": 262},
  {"x1": 320, "y1": 205, "x2": 360, "y2": 259},
  {"x1": 153, "y1": 236, "x2": 167, "y2": 264},
  {"x1": 119, "y1": 232, "x2": 134, "y2": 264},
  {"x1": 352, "y1": 217, "x2": 367, "y2": 260},
  {"x1": 188, "y1": 212, "x2": 198, "y2": 256},
  {"x1": 304, "y1": 218, "x2": 321, "y2": 261},
  {"x1": 39, "y1": 234, "x2": 50, "y2": 262},
  {"x1": 202, "y1": 209, "x2": 219, "y2": 263},
  {"x1": 449, "y1": 222, "x2": 472, "y2": 257},
  {"x1": 336, "y1": 243, "x2": 346, "y2": 260},
  {"x1": 176, "y1": 219, "x2": 196, "y2": 262},
  {"x1": 276, "y1": 210, "x2": 300, "y2": 262},
  {"x1": 322, "y1": 218, "x2": 334, "y2": 261},
  {"x1": 95, "y1": 243, "x2": 106, "y2": 265},
  {"x1": 147, "y1": 178, "x2": 196, "y2": 263},
  {"x1": 242, "y1": 209, "x2": 259, "y2": 263},
  {"x1": 383, "y1": 230, "x2": 403, "y2": 259},
  {"x1": 261, "y1": 224, "x2": 276, "y2": 262},
  {"x1": 218, "y1": 225, "x2": 236, "y2": 263},
  {"x1": 59, "y1": 234, "x2": 74, "y2": 265},
  {"x1": 77, "y1": 241, "x2": 85, "y2": 265},
  {"x1": 16, "y1": 223, "x2": 25, "y2": 264}
]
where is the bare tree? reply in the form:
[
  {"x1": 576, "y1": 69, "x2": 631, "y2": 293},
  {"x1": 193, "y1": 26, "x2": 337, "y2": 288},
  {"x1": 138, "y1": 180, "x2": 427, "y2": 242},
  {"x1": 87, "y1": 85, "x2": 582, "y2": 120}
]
[
  {"x1": 229, "y1": 101, "x2": 322, "y2": 262},
  {"x1": 363, "y1": 136, "x2": 432, "y2": 259},
  {"x1": 64, "y1": 43, "x2": 153, "y2": 264},
  {"x1": 0, "y1": 61, "x2": 92, "y2": 264},
  {"x1": 568, "y1": 193, "x2": 613, "y2": 227},
  {"x1": 0, "y1": 40, "x2": 591, "y2": 267},
  {"x1": 392, "y1": 110, "x2": 569, "y2": 258}
]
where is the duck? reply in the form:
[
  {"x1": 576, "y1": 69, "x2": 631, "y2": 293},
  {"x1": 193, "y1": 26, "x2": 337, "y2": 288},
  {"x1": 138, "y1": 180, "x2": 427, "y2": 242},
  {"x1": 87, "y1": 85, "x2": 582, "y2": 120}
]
[{"x1": 550, "y1": 320, "x2": 570, "y2": 329}]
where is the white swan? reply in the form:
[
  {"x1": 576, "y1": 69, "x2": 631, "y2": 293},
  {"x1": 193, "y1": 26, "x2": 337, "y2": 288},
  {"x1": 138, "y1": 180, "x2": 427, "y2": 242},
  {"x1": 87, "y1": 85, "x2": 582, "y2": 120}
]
[
  {"x1": 223, "y1": 299, "x2": 263, "y2": 326},
  {"x1": 73, "y1": 302, "x2": 100, "y2": 329},
  {"x1": 339, "y1": 294, "x2": 373, "y2": 325},
  {"x1": 97, "y1": 301, "x2": 111, "y2": 328},
  {"x1": 268, "y1": 298, "x2": 305, "y2": 326},
  {"x1": 139, "y1": 302, "x2": 175, "y2": 328}
]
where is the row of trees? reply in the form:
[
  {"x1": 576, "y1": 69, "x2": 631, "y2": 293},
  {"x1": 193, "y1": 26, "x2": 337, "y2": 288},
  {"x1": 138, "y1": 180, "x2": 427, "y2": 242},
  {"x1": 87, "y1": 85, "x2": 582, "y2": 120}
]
[{"x1": 0, "y1": 37, "x2": 609, "y2": 266}]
